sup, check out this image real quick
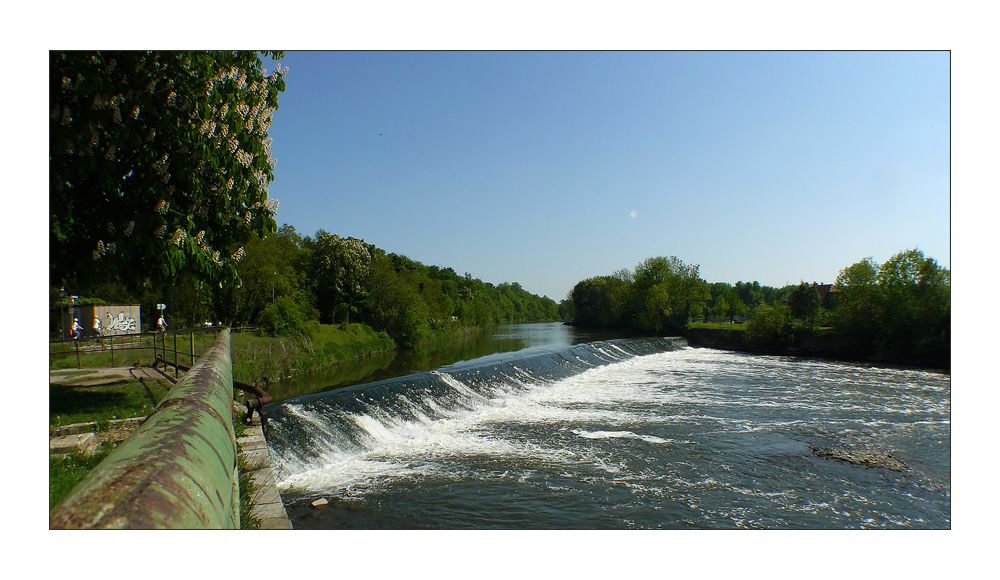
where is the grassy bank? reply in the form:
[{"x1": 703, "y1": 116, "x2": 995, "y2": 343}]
[
  {"x1": 50, "y1": 323, "x2": 398, "y2": 385},
  {"x1": 232, "y1": 322, "x2": 396, "y2": 384}
]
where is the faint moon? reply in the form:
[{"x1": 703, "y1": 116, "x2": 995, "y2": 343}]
[{"x1": 630, "y1": 210, "x2": 638, "y2": 218}]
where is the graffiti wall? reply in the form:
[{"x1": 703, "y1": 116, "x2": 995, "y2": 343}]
[{"x1": 66, "y1": 304, "x2": 142, "y2": 338}]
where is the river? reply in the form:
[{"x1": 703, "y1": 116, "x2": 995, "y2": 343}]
[{"x1": 262, "y1": 322, "x2": 950, "y2": 529}]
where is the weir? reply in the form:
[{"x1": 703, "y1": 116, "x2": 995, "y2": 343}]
[{"x1": 50, "y1": 329, "x2": 241, "y2": 529}]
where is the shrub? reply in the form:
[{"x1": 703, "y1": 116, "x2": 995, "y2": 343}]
[
  {"x1": 258, "y1": 296, "x2": 308, "y2": 337},
  {"x1": 744, "y1": 303, "x2": 791, "y2": 347}
]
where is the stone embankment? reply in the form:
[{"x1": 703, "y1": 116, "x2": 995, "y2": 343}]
[{"x1": 234, "y1": 403, "x2": 293, "y2": 529}]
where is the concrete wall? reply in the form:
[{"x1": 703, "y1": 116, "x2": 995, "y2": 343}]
[{"x1": 64, "y1": 303, "x2": 141, "y2": 338}]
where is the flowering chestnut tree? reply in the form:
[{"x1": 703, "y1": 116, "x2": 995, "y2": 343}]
[{"x1": 50, "y1": 51, "x2": 287, "y2": 292}]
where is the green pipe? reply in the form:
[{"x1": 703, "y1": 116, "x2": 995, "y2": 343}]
[{"x1": 50, "y1": 329, "x2": 240, "y2": 529}]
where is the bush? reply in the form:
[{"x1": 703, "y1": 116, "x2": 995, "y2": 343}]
[
  {"x1": 258, "y1": 296, "x2": 308, "y2": 337},
  {"x1": 744, "y1": 303, "x2": 791, "y2": 347}
]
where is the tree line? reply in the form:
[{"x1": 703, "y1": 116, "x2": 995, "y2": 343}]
[
  {"x1": 564, "y1": 249, "x2": 950, "y2": 366},
  {"x1": 54, "y1": 224, "x2": 560, "y2": 347}
]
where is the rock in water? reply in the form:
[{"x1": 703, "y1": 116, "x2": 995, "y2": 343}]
[{"x1": 311, "y1": 498, "x2": 329, "y2": 508}]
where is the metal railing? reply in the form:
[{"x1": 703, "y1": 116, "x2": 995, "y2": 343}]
[
  {"x1": 50, "y1": 329, "x2": 241, "y2": 529},
  {"x1": 50, "y1": 326, "x2": 233, "y2": 370}
]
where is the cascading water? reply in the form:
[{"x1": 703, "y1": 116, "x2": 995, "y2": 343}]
[{"x1": 264, "y1": 334, "x2": 950, "y2": 529}]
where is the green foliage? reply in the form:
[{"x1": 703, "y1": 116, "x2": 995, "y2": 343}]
[
  {"x1": 744, "y1": 303, "x2": 792, "y2": 347},
  {"x1": 787, "y1": 282, "x2": 822, "y2": 329},
  {"x1": 51, "y1": 50, "x2": 287, "y2": 293},
  {"x1": 570, "y1": 256, "x2": 709, "y2": 334},
  {"x1": 258, "y1": 296, "x2": 308, "y2": 337},
  {"x1": 50, "y1": 442, "x2": 117, "y2": 510},
  {"x1": 831, "y1": 249, "x2": 949, "y2": 364},
  {"x1": 231, "y1": 323, "x2": 396, "y2": 384},
  {"x1": 216, "y1": 225, "x2": 318, "y2": 328},
  {"x1": 307, "y1": 230, "x2": 375, "y2": 324},
  {"x1": 236, "y1": 449, "x2": 261, "y2": 529}
]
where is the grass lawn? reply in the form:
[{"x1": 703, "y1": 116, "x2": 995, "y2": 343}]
[
  {"x1": 50, "y1": 443, "x2": 117, "y2": 510},
  {"x1": 50, "y1": 376, "x2": 173, "y2": 428}
]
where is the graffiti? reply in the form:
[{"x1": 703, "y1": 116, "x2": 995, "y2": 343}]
[{"x1": 106, "y1": 311, "x2": 137, "y2": 332}]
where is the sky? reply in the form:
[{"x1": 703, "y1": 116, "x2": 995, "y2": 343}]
[{"x1": 265, "y1": 50, "x2": 951, "y2": 300}]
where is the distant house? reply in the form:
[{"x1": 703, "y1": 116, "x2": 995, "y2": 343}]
[
  {"x1": 814, "y1": 283, "x2": 834, "y2": 299},
  {"x1": 813, "y1": 282, "x2": 839, "y2": 310}
]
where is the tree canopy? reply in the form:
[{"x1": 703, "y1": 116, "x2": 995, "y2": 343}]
[
  {"x1": 569, "y1": 256, "x2": 710, "y2": 334},
  {"x1": 50, "y1": 51, "x2": 287, "y2": 292}
]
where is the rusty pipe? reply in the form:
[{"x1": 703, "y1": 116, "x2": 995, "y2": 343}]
[
  {"x1": 156, "y1": 356, "x2": 273, "y2": 426},
  {"x1": 51, "y1": 329, "x2": 239, "y2": 529}
]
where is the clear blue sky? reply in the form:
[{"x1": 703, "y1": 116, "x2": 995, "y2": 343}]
[{"x1": 263, "y1": 51, "x2": 950, "y2": 301}]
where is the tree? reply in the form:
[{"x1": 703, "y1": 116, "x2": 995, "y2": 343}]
[
  {"x1": 308, "y1": 231, "x2": 375, "y2": 324},
  {"x1": 51, "y1": 51, "x2": 287, "y2": 293},
  {"x1": 832, "y1": 257, "x2": 882, "y2": 354},
  {"x1": 630, "y1": 256, "x2": 709, "y2": 332},
  {"x1": 787, "y1": 282, "x2": 822, "y2": 329},
  {"x1": 876, "y1": 249, "x2": 950, "y2": 362},
  {"x1": 745, "y1": 303, "x2": 791, "y2": 347}
]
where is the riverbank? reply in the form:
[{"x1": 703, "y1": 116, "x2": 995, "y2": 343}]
[
  {"x1": 237, "y1": 323, "x2": 507, "y2": 392},
  {"x1": 231, "y1": 323, "x2": 396, "y2": 385},
  {"x1": 684, "y1": 327, "x2": 950, "y2": 372}
]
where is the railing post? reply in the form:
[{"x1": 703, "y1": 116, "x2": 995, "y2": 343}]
[
  {"x1": 75, "y1": 339, "x2": 81, "y2": 369},
  {"x1": 190, "y1": 331, "x2": 195, "y2": 367},
  {"x1": 110, "y1": 334, "x2": 115, "y2": 367},
  {"x1": 173, "y1": 332, "x2": 178, "y2": 379}
]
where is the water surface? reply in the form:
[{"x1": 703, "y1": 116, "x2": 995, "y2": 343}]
[{"x1": 264, "y1": 324, "x2": 950, "y2": 529}]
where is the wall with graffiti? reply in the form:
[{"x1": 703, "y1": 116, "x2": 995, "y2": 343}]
[{"x1": 64, "y1": 304, "x2": 142, "y2": 338}]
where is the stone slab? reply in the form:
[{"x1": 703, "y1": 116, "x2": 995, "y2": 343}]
[
  {"x1": 253, "y1": 482, "x2": 283, "y2": 506},
  {"x1": 250, "y1": 467, "x2": 277, "y2": 488},
  {"x1": 259, "y1": 517, "x2": 293, "y2": 529},
  {"x1": 254, "y1": 502, "x2": 289, "y2": 519},
  {"x1": 50, "y1": 433, "x2": 99, "y2": 456}
]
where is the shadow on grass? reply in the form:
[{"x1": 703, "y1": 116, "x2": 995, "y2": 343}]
[{"x1": 50, "y1": 378, "x2": 172, "y2": 427}]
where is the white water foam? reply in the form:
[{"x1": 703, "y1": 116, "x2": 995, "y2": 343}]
[{"x1": 571, "y1": 429, "x2": 674, "y2": 444}]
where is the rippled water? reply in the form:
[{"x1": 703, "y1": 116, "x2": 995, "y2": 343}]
[{"x1": 264, "y1": 332, "x2": 950, "y2": 529}]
